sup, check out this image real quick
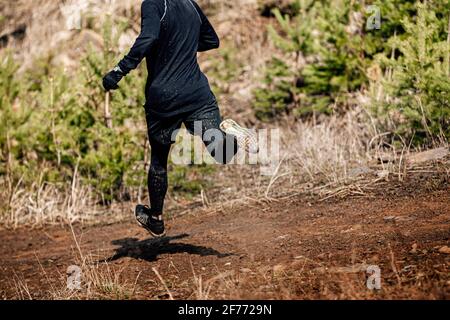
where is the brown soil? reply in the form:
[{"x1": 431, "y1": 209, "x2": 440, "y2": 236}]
[{"x1": 1, "y1": 172, "x2": 449, "y2": 300}]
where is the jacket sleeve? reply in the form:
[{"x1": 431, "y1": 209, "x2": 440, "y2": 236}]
[
  {"x1": 191, "y1": 1, "x2": 220, "y2": 52},
  {"x1": 118, "y1": 1, "x2": 162, "y2": 75}
]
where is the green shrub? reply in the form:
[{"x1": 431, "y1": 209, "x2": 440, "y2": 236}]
[
  {"x1": 372, "y1": 2, "x2": 450, "y2": 145},
  {"x1": 0, "y1": 16, "x2": 215, "y2": 204},
  {"x1": 254, "y1": 0, "x2": 370, "y2": 119},
  {"x1": 254, "y1": 0, "x2": 449, "y2": 145},
  {"x1": 253, "y1": 56, "x2": 294, "y2": 120}
]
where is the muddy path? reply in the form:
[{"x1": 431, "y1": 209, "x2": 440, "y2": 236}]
[{"x1": 1, "y1": 174, "x2": 449, "y2": 300}]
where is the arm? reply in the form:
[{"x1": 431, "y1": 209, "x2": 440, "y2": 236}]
[
  {"x1": 191, "y1": 1, "x2": 220, "y2": 52},
  {"x1": 103, "y1": 0, "x2": 162, "y2": 91},
  {"x1": 118, "y1": 0, "x2": 162, "y2": 74}
]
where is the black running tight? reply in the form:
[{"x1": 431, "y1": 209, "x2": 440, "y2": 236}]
[{"x1": 148, "y1": 128, "x2": 238, "y2": 216}]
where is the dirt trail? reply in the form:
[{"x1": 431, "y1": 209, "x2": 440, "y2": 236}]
[{"x1": 1, "y1": 173, "x2": 449, "y2": 299}]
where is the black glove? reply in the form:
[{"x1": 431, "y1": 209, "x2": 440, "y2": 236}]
[{"x1": 102, "y1": 66, "x2": 124, "y2": 91}]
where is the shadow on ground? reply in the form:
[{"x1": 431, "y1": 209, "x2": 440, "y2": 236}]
[{"x1": 104, "y1": 234, "x2": 233, "y2": 262}]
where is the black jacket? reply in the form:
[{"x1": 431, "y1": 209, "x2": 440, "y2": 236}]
[{"x1": 117, "y1": 0, "x2": 220, "y2": 118}]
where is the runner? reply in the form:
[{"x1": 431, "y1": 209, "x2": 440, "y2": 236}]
[{"x1": 103, "y1": 0, "x2": 258, "y2": 237}]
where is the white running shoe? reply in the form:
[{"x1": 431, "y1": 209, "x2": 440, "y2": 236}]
[{"x1": 220, "y1": 119, "x2": 259, "y2": 154}]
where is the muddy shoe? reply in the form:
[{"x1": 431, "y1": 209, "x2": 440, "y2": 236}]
[
  {"x1": 220, "y1": 119, "x2": 259, "y2": 154},
  {"x1": 135, "y1": 205, "x2": 166, "y2": 238}
]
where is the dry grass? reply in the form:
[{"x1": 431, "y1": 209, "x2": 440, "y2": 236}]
[
  {"x1": 66, "y1": 225, "x2": 140, "y2": 299},
  {"x1": 206, "y1": 108, "x2": 388, "y2": 204},
  {"x1": 0, "y1": 175, "x2": 110, "y2": 228},
  {"x1": 9, "y1": 224, "x2": 140, "y2": 300},
  {"x1": 11, "y1": 272, "x2": 33, "y2": 300},
  {"x1": 2, "y1": 106, "x2": 447, "y2": 229},
  {"x1": 198, "y1": 112, "x2": 371, "y2": 203},
  {"x1": 193, "y1": 253, "x2": 448, "y2": 300}
]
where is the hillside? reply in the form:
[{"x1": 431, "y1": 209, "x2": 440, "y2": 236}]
[
  {"x1": 1, "y1": 165, "x2": 449, "y2": 299},
  {"x1": 0, "y1": 0, "x2": 449, "y2": 300}
]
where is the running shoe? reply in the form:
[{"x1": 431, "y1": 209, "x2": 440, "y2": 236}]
[
  {"x1": 135, "y1": 204, "x2": 166, "y2": 238},
  {"x1": 220, "y1": 119, "x2": 259, "y2": 154}
]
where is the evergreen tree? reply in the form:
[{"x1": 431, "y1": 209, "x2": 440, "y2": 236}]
[
  {"x1": 373, "y1": 2, "x2": 450, "y2": 144},
  {"x1": 254, "y1": 0, "x2": 449, "y2": 145},
  {"x1": 254, "y1": 0, "x2": 370, "y2": 119}
]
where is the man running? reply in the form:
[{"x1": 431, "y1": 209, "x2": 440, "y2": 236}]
[{"x1": 102, "y1": 0, "x2": 257, "y2": 237}]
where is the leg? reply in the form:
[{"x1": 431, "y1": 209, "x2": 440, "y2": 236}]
[
  {"x1": 138, "y1": 111, "x2": 183, "y2": 237},
  {"x1": 144, "y1": 109, "x2": 183, "y2": 215},
  {"x1": 148, "y1": 139, "x2": 171, "y2": 215},
  {"x1": 203, "y1": 119, "x2": 239, "y2": 165},
  {"x1": 135, "y1": 140, "x2": 169, "y2": 237},
  {"x1": 185, "y1": 102, "x2": 239, "y2": 164}
]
